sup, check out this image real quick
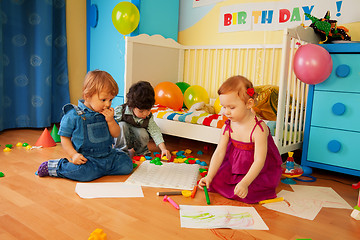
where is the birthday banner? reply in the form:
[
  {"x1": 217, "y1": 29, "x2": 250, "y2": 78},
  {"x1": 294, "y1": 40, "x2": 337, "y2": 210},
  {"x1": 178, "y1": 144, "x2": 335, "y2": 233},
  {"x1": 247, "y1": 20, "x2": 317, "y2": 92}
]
[{"x1": 219, "y1": 0, "x2": 360, "y2": 32}]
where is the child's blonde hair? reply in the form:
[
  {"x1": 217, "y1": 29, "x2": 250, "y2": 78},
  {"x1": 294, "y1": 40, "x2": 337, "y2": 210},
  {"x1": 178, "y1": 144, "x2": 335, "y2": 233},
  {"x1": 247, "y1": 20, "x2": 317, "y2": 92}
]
[
  {"x1": 218, "y1": 75, "x2": 257, "y2": 102},
  {"x1": 82, "y1": 70, "x2": 119, "y2": 98}
]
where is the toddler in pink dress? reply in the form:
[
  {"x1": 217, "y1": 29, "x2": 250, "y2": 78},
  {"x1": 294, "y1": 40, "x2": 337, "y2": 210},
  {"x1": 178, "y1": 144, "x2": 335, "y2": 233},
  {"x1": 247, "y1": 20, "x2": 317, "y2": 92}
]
[{"x1": 198, "y1": 75, "x2": 282, "y2": 203}]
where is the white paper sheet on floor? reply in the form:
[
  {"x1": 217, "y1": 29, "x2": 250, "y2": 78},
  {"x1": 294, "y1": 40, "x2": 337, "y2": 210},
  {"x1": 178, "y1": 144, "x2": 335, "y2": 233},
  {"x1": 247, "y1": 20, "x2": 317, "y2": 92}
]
[
  {"x1": 262, "y1": 185, "x2": 352, "y2": 220},
  {"x1": 125, "y1": 161, "x2": 200, "y2": 190}
]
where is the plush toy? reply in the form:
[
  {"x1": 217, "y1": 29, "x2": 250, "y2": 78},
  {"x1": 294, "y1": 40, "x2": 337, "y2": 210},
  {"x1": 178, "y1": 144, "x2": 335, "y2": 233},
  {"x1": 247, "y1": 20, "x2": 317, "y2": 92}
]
[
  {"x1": 305, "y1": 11, "x2": 351, "y2": 44},
  {"x1": 188, "y1": 102, "x2": 215, "y2": 114}
]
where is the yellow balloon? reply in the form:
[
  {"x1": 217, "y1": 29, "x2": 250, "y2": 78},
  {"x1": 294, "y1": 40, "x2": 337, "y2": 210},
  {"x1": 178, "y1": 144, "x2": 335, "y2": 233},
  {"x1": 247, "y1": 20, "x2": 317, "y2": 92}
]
[
  {"x1": 214, "y1": 97, "x2": 222, "y2": 114},
  {"x1": 112, "y1": 2, "x2": 140, "y2": 35},
  {"x1": 184, "y1": 85, "x2": 209, "y2": 109}
]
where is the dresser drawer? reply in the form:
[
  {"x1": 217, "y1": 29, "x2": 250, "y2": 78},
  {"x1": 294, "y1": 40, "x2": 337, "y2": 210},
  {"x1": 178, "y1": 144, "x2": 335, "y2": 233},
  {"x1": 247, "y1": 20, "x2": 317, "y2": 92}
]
[
  {"x1": 315, "y1": 54, "x2": 360, "y2": 93},
  {"x1": 307, "y1": 127, "x2": 360, "y2": 170},
  {"x1": 311, "y1": 91, "x2": 360, "y2": 132}
]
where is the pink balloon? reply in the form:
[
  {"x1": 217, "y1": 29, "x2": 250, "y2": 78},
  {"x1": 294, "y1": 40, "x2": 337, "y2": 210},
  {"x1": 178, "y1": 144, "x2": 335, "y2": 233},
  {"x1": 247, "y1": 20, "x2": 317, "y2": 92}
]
[{"x1": 293, "y1": 44, "x2": 333, "y2": 85}]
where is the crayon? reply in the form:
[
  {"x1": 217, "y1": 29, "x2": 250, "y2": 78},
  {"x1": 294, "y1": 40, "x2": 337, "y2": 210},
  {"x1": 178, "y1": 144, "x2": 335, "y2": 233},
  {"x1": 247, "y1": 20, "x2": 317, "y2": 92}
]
[
  {"x1": 203, "y1": 186, "x2": 210, "y2": 205},
  {"x1": 259, "y1": 197, "x2": 284, "y2": 204}
]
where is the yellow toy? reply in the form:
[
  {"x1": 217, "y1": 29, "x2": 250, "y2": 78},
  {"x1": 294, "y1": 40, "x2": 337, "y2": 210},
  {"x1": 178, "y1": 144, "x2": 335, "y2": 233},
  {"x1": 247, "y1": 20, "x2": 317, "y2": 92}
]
[
  {"x1": 184, "y1": 149, "x2": 192, "y2": 154},
  {"x1": 214, "y1": 97, "x2": 222, "y2": 114},
  {"x1": 3, "y1": 147, "x2": 11, "y2": 152},
  {"x1": 88, "y1": 228, "x2": 107, "y2": 240},
  {"x1": 181, "y1": 190, "x2": 192, "y2": 197}
]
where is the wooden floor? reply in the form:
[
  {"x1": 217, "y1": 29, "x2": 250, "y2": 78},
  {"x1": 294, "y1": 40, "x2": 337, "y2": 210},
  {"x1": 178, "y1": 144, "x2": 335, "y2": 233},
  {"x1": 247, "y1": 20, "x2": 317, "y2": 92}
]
[{"x1": 0, "y1": 128, "x2": 359, "y2": 240}]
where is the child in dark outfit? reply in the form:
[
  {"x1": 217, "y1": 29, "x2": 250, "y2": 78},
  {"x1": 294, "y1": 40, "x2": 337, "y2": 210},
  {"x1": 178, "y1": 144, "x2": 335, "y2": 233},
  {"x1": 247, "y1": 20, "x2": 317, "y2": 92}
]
[{"x1": 114, "y1": 81, "x2": 171, "y2": 159}]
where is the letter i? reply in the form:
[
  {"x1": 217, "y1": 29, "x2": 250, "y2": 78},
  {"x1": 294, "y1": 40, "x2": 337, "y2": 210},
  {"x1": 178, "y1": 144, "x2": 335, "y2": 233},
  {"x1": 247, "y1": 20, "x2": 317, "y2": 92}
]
[{"x1": 232, "y1": 12, "x2": 237, "y2": 25}]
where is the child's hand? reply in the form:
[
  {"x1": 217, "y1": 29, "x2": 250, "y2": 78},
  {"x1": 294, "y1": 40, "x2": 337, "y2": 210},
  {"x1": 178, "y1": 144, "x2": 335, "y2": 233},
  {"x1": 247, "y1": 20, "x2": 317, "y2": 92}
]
[
  {"x1": 198, "y1": 176, "x2": 211, "y2": 190},
  {"x1": 101, "y1": 107, "x2": 115, "y2": 122},
  {"x1": 158, "y1": 143, "x2": 171, "y2": 160},
  {"x1": 71, "y1": 153, "x2": 88, "y2": 165},
  {"x1": 234, "y1": 182, "x2": 248, "y2": 199},
  {"x1": 161, "y1": 149, "x2": 171, "y2": 160}
]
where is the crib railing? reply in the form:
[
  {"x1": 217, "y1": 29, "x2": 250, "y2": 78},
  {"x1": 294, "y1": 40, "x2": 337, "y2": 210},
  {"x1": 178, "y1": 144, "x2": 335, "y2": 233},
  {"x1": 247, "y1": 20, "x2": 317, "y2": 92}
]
[
  {"x1": 275, "y1": 26, "x2": 320, "y2": 153},
  {"x1": 182, "y1": 45, "x2": 283, "y2": 99}
]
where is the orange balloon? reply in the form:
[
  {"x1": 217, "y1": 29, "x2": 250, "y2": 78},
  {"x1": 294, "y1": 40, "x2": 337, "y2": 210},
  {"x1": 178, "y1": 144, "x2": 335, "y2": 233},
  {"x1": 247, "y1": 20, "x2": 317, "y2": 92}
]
[{"x1": 154, "y1": 82, "x2": 183, "y2": 111}]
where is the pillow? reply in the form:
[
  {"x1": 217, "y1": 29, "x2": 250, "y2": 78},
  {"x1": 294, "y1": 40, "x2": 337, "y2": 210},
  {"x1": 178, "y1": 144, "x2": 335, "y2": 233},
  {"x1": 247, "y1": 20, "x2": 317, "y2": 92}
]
[{"x1": 253, "y1": 85, "x2": 279, "y2": 121}]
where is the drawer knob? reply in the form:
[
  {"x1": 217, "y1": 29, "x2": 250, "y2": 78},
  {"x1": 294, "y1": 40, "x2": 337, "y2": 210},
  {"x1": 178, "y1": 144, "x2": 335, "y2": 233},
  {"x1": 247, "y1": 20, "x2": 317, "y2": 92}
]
[
  {"x1": 336, "y1": 64, "x2": 350, "y2": 78},
  {"x1": 332, "y1": 102, "x2": 346, "y2": 115},
  {"x1": 328, "y1": 140, "x2": 341, "y2": 153}
]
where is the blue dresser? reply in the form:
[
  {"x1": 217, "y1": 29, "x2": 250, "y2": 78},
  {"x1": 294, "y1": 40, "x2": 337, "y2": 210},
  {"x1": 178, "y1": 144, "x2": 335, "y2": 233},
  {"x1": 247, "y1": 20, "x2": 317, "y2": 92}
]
[{"x1": 301, "y1": 43, "x2": 360, "y2": 177}]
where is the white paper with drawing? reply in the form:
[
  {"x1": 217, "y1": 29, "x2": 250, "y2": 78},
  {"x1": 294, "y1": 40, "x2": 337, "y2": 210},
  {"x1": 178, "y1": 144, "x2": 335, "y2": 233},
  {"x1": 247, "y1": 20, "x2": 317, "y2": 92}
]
[
  {"x1": 179, "y1": 205, "x2": 269, "y2": 230},
  {"x1": 125, "y1": 161, "x2": 199, "y2": 190},
  {"x1": 263, "y1": 190, "x2": 323, "y2": 220},
  {"x1": 262, "y1": 185, "x2": 352, "y2": 220},
  {"x1": 290, "y1": 185, "x2": 352, "y2": 209}
]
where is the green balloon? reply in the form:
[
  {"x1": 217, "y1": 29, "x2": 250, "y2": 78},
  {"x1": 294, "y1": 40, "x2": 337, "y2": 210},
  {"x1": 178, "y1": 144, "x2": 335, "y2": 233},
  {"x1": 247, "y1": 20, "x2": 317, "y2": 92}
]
[
  {"x1": 176, "y1": 82, "x2": 190, "y2": 108},
  {"x1": 112, "y1": 2, "x2": 140, "y2": 35},
  {"x1": 176, "y1": 82, "x2": 190, "y2": 94}
]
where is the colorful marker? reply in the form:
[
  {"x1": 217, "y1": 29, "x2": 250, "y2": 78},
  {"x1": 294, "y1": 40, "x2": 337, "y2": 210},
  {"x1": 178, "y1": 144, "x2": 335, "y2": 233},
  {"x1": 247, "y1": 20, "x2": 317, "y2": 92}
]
[
  {"x1": 157, "y1": 191, "x2": 182, "y2": 196},
  {"x1": 191, "y1": 185, "x2": 198, "y2": 198},
  {"x1": 203, "y1": 186, "x2": 210, "y2": 205},
  {"x1": 259, "y1": 197, "x2": 284, "y2": 204},
  {"x1": 163, "y1": 195, "x2": 180, "y2": 210}
]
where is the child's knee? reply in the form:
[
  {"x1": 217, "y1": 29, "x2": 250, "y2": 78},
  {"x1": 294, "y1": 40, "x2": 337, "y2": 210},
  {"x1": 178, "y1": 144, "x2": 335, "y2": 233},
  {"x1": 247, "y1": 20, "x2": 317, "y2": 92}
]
[
  {"x1": 118, "y1": 121, "x2": 130, "y2": 132},
  {"x1": 124, "y1": 162, "x2": 134, "y2": 174},
  {"x1": 139, "y1": 129, "x2": 149, "y2": 139},
  {"x1": 116, "y1": 152, "x2": 134, "y2": 174},
  {"x1": 124, "y1": 156, "x2": 134, "y2": 172},
  {"x1": 137, "y1": 129, "x2": 149, "y2": 145}
]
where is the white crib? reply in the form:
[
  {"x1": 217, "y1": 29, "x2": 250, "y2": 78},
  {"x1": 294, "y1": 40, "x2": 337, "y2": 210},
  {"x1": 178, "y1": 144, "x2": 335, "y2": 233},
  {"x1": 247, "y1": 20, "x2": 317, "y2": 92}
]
[{"x1": 124, "y1": 26, "x2": 320, "y2": 155}]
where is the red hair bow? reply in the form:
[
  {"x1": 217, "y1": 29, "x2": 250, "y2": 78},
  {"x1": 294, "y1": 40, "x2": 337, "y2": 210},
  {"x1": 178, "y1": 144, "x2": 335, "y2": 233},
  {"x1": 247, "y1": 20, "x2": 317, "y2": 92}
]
[{"x1": 247, "y1": 88, "x2": 255, "y2": 97}]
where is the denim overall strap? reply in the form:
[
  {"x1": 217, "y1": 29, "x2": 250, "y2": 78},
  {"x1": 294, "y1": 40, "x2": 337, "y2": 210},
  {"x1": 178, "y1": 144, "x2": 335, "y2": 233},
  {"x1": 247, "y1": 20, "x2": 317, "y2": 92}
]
[
  {"x1": 78, "y1": 111, "x2": 112, "y2": 157},
  {"x1": 73, "y1": 105, "x2": 86, "y2": 119}
]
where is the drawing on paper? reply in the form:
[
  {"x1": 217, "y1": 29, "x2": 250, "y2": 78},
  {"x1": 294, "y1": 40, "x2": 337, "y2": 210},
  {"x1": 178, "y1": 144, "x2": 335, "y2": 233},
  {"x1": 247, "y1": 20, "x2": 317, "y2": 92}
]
[
  {"x1": 179, "y1": 205, "x2": 268, "y2": 230},
  {"x1": 262, "y1": 186, "x2": 352, "y2": 220}
]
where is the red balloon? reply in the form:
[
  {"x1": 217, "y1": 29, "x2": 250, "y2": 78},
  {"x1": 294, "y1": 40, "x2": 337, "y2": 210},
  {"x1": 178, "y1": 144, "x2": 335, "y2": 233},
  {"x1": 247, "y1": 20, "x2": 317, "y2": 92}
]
[
  {"x1": 154, "y1": 82, "x2": 183, "y2": 111},
  {"x1": 293, "y1": 44, "x2": 333, "y2": 85}
]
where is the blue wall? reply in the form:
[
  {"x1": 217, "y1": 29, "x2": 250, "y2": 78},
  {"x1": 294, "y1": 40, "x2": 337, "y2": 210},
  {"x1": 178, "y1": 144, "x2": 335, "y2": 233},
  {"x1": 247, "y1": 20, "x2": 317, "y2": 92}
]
[
  {"x1": 87, "y1": 0, "x2": 179, "y2": 106},
  {"x1": 138, "y1": 0, "x2": 179, "y2": 41}
]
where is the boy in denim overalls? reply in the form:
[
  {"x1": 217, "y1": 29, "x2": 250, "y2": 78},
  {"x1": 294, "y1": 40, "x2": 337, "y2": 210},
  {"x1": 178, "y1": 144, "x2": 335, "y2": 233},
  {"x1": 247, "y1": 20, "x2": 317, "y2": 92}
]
[{"x1": 37, "y1": 70, "x2": 133, "y2": 181}]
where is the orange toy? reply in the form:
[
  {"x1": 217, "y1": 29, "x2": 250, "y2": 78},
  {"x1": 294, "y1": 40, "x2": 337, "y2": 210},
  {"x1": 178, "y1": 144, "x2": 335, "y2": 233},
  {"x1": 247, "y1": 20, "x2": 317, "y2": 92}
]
[{"x1": 34, "y1": 128, "x2": 56, "y2": 147}]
